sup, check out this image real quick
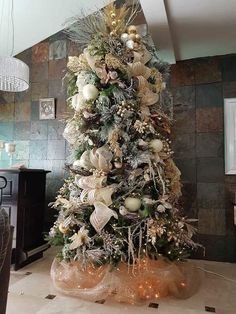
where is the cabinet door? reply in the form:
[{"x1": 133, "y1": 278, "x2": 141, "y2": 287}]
[{"x1": 19, "y1": 173, "x2": 46, "y2": 251}]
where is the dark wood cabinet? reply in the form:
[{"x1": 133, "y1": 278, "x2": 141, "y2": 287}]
[{"x1": 0, "y1": 169, "x2": 50, "y2": 270}]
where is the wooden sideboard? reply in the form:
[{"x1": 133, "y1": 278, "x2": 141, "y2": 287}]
[{"x1": 0, "y1": 169, "x2": 50, "y2": 270}]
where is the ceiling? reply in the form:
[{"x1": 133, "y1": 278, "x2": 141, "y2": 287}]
[{"x1": 0, "y1": 0, "x2": 236, "y2": 64}]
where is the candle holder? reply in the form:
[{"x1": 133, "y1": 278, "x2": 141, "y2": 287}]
[
  {"x1": 0, "y1": 140, "x2": 5, "y2": 162},
  {"x1": 5, "y1": 143, "x2": 16, "y2": 167}
]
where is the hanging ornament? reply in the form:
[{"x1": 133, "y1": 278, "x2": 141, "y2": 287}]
[
  {"x1": 128, "y1": 33, "x2": 136, "y2": 41},
  {"x1": 82, "y1": 84, "x2": 99, "y2": 101},
  {"x1": 149, "y1": 139, "x2": 164, "y2": 153},
  {"x1": 125, "y1": 197, "x2": 142, "y2": 212},
  {"x1": 120, "y1": 33, "x2": 129, "y2": 43},
  {"x1": 127, "y1": 25, "x2": 137, "y2": 34},
  {"x1": 59, "y1": 223, "x2": 69, "y2": 234},
  {"x1": 110, "y1": 12, "x2": 116, "y2": 19},
  {"x1": 71, "y1": 93, "x2": 86, "y2": 112},
  {"x1": 126, "y1": 39, "x2": 135, "y2": 50},
  {"x1": 135, "y1": 34, "x2": 141, "y2": 42}
]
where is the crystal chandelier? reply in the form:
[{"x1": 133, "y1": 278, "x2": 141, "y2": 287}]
[
  {"x1": 0, "y1": 57, "x2": 29, "y2": 92},
  {"x1": 0, "y1": 0, "x2": 29, "y2": 92}
]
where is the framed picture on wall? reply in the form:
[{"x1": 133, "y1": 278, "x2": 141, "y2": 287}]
[
  {"x1": 39, "y1": 98, "x2": 56, "y2": 120},
  {"x1": 224, "y1": 98, "x2": 236, "y2": 174}
]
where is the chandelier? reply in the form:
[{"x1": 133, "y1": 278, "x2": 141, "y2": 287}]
[{"x1": 0, "y1": 0, "x2": 29, "y2": 92}]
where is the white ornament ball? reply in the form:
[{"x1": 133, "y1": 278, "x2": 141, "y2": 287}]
[
  {"x1": 126, "y1": 39, "x2": 135, "y2": 50},
  {"x1": 120, "y1": 33, "x2": 129, "y2": 43},
  {"x1": 149, "y1": 139, "x2": 163, "y2": 153},
  {"x1": 125, "y1": 197, "x2": 141, "y2": 212},
  {"x1": 82, "y1": 84, "x2": 99, "y2": 101},
  {"x1": 71, "y1": 93, "x2": 86, "y2": 112}
]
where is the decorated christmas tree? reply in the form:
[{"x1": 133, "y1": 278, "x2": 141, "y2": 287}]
[{"x1": 49, "y1": 1, "x2": 200, "y2": 303}]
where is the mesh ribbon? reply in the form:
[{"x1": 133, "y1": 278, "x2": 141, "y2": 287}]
[{"x1": 51, "y1": 257, "x2": 201, "y2": 304}]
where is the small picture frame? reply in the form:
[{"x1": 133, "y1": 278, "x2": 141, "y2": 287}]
[{"x1": 39, "y1": 98, "x2": 56, "y2": 120}]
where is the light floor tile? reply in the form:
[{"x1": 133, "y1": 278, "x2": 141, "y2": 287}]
[
  {"x1": 6, "y1": 250, "x2": 236, "y2": 314},
  {"x1": 37, "y1": 296, "x2": 155, "y2": 314},
  {"x1": 9, "y1": 272, "x2": 56, "y2": 298},
  {"x1": 217, "y1": 309, "x2": 236, "y2": 314},
  {"x1": 158, "y1": 304, "x2": 207, "y2": 314},
  {"x1": 6, "y1": 292, "x2": 50, "y2": 314},
  {"x1": 9, "y1": 271, "x2": 29, "y2": 285},
  {"x1": 204, "y1": 261, "x2": 236, "y2": 281},
  {"x1": 203, "y1": 276, "x2": 236, "y2": 311}
]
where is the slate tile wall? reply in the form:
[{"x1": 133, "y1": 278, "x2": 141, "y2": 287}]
[
  {"x1": 0, "y1": 32, "x2": 71, "y2": 230},
  {"x1": 171, "y1": 55, "x2": 236, "y2": 261}
]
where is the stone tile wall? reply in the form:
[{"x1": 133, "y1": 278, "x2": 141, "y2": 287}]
[{"x1": 171, "y1": 55, "x2": 236, "y2": 261}]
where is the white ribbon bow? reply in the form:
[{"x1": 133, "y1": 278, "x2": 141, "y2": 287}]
[{"x1": 90, "y1": 201, "x2": 118, "y2": 234}]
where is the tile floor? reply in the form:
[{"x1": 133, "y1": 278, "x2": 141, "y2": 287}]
[{"x1": 6, "y1": 248, "x2": 236, "y2": 314}]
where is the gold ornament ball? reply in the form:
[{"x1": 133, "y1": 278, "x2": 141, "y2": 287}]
[
  {"x1": 133, "y1": 42, "x2": 139, "y2": 49},
  {"x1": 111, "y1": 20, "x2": 117, "y2": 27},
  {"x1": 59, "y1": 223, "x2": 68, "y2": 234},
  {"x1": 110, "y1": 12, "x2": 116, "y2": 19},
  {"x1": 127, "y1": 25, "x2": 137, "y2": 34},
  {"x1": 125, "y1": 197, "x2": 142, "y2": 212},
  {"x1": 149, "y1": 139, "x2": 164, "y2": 153},
  {"x1": 128, "y1": 33, "x2": 136, "y2": 41}
]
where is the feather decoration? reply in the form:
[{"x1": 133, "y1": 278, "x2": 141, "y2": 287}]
[
  {"x1": 64, "y1": 10, "x2": 107, "y2": 48},
  {"x1": 64, "y1": 0, "x2": 141, "y2": 47}
]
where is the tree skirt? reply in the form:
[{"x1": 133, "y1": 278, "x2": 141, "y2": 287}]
[{"x1": 51, "y1": 258, "x2": 201, "y2": 304}]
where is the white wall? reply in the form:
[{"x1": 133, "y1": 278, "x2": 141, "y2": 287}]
[{"x1": 0, "y1": 0, "x2": 106, "y2": 56}]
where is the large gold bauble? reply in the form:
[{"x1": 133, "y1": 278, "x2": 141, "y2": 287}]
[
  {"x1": 127, "y1": 25, "x2": 137, "y2": 34},
  {"x1": 129, "y1": 33, "x2": 136, "y2": 41}
]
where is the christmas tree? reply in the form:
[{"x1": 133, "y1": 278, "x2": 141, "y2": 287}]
[{"x1": 49, "y1": 1, "x2": 200, "y2": 303}]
